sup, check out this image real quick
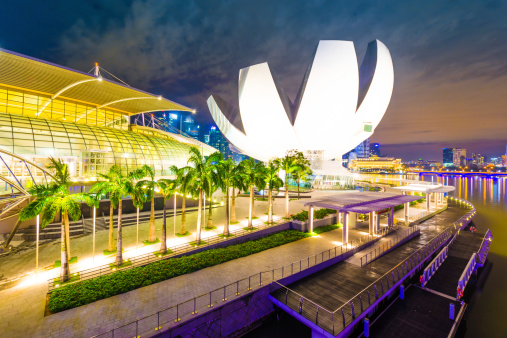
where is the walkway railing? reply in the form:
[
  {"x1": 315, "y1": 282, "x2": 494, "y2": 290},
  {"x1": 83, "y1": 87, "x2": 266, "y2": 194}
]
[
  {"x1": 360, "y1": 225, "x2": 420, "y2": 267},
  {"x1": 49, "y1": 217, "x2": 287, "y2": 291},
  {"x1": 448, "y1": 197, "x2": 476, "y2": 230},
  {"x1": 271, "y1": 227, "x2": 452, "y2": 336},
  {"x1": 457, "y1": 253, "x2": 477, "y2": 299},
  {"x1": 90, "y1": 225, "x2": 394, "y2": 338},
  {"x1": 421, "y1": 245, "x2": 449, "y2": 287},
  {"x1": 477, "y1": 229, "x2": 492, "y2": 265},
  {"x1": 407, "y1": 204, "x2": 447, "y2": 223}
]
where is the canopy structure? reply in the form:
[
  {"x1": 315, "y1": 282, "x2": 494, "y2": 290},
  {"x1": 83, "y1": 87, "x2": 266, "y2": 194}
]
[
  {"x1": 0, "y1": 48, "x2": 192, "y2": 123},
  {"x1": 390, "y1": 184, "x2": 455, "y2": 194},
  {"x1": 303, "y1": 191, "x2": 443, "y2": 244}
]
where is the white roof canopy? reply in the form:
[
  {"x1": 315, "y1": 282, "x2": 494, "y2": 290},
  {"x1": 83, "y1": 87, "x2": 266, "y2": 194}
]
[{"x1": 391, "y1": 184, "x2": 455, "y2": 194}]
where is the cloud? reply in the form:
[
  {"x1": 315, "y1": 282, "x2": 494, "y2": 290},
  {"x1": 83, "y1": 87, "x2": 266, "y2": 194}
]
[{"x1": 55, "y1": 0, "x2": 507, "y2": 160}]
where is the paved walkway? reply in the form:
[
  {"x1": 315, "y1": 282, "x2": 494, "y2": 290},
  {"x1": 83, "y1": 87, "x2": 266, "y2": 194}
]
[
  {"x1": 0, "y1": 190, "x2": 333, "y2": 282},
  {"x1": 1, "y1": 219, "x2": 363, "y2": 337}
]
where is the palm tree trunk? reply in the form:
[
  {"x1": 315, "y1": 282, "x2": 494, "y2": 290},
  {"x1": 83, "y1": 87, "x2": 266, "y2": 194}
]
[
  {"x1": 108, "y1": 203, "x2": 116, "y2": 252},
  {"x1": 180, "y1": 197, "x2": 187, "y2": 235},
  {"x1": 207, "y1": 191, "x2": 213, "y2": 229},
  {"x1": 223, "y1": 186, "x2": 230, "y2": 236},
  {"x1": 251, "y1": 185, "x2": 255, "y2": 218},
  {"x1": 297, "y1": 180, "x2": 300, "y2": 200},
  {"x1": 65, "y1": 212, "x2": 71, "y2": 260},
  {"x1": 248, "y1": 185, "x2": 254, "y2": 229},
  {"x1": 115, "y1": 199, "x2": 123, "y2": 265},
  {"x1": 268, "y1": 189, "x2": 273, "y2": 223},
  {"x1": 60, "y1": 211, "x2": 70, "y2": 282},
  {"x1": 149, "y1": 195, "x2": 156, "y2": 242},
  {"x1": 285, "y1": 173, "x2": 289, "y2": 218},
  {"x1": 231, "y1": 188, "x2": 237, "y2": 223},
  {"x1": 160, "y1": 197, "x2": 167, "y2": 254},
  {"x1": 196, "y1": 189, "x2": 203, "y2": 244}
]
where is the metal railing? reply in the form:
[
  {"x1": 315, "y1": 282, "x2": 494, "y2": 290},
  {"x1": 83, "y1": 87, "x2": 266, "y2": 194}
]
[
  {"x1": 407, "y1": 203, "x2": 447, "y2": 223},
  {"x1": 90, "y1": 224, "x2": 394, "y2": 337},
  {"x1": 49, "y1": 217, "x2": 288, "y2": 291},
  {"x1": 457, "y1": 252, "x2": 477, "y2": 299},
  {"x1": 477, "y1": 229, "x2": 493, "y2": 265},
  {"x1": 448, "y1": 197, "x2": 476, "y2": 230},
  {"x1": 360, "y1": 225, "x2": 420, "y2": 267},
  {"x1": 421, "y1": 245, "x2": 448, "y2": 286},
  {"x1": 271, "y1": 227, "x2": 452, "y2": 336}
]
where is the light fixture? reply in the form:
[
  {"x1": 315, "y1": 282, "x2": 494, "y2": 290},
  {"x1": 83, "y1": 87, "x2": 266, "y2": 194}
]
[{"x1": 97, "y1": 76, "x2": 103, "y2": 82}]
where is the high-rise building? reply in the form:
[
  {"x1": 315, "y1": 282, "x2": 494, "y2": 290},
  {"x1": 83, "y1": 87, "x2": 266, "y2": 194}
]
[
  {"x1": 453, "y1": 148, "x2": 466, "y2": 166},
  {"x1": 167, "y1": 112, "x2": 179, "y2": 130},
  {"x1": 502, "y1": 155, "x2": 507, "y2": 167},
  {"x1": 370, "y1": 143, "x2": 380, "y2": 156},
  {"x1": 204, "y1": 134, "x2": 210, "y2": 144},
  {"x1": 209, "y1": 126, "x2": 231, "y2": 158},
  {"x1": 443, "y1": 148, "x2": 454, "y2": 166},
  {"x1": 355, "y1": 138, "x2": 370, "y2": 158},
  {"x1": 472, "y1": 153, "x2": 484, "y2": 165}
]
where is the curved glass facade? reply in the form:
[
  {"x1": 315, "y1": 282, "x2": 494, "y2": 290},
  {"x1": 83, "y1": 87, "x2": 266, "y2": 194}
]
[{"x1": 0, "y1": 112, "x2": 213, "y2": 178}]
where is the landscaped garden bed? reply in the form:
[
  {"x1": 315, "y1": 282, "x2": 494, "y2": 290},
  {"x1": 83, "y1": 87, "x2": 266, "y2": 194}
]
[{"x1": 48, "y1": 225, "x2": 340, "y2": 313}]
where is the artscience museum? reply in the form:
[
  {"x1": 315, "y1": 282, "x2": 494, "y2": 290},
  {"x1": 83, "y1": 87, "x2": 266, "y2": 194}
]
[{"x1": 207, "y1": 39, "x2": 394, "y2": 180}]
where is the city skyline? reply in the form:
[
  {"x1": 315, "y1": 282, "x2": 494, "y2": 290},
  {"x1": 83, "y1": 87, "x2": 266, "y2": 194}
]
[{"x1": 0, "y1": 1, "x2": 505, "y2": 160}]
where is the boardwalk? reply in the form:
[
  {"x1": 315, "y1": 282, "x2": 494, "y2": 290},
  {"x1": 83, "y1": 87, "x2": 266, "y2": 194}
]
[{"x1": 275, "y1": 205, "x2": 465, "y2": 312}]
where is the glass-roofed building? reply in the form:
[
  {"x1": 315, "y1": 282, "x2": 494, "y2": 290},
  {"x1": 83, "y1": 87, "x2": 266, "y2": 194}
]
[{"x1": 0, "y1": 48, "x2": 215, "y2": 181}]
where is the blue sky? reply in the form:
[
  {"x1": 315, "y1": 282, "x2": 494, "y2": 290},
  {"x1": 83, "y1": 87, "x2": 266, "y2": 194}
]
[{"x1": 1, "y1": 0, "x2": 506, "y2": 160}]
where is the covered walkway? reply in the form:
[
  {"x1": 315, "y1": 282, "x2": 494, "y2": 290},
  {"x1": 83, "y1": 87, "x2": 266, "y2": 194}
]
[
  {"x1": 391, "y1": 184, "x2": 455, "y2": 218},
  {"x1": 304, "y1": 192, "x2": 421, "y2": 244}
]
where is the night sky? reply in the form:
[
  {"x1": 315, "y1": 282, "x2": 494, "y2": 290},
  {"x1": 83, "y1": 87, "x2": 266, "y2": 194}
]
[{"x1": 1, "y1": 0, "x2": 506, "y2": 161}]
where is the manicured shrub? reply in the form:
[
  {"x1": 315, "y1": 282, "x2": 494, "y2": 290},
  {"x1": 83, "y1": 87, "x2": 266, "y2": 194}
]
[
  {"x1": 291, "y1": 208, "x2": 337, "y2": 221},
  {"x1": 49, "y1": 230, "x2": 308, "y2": 313}
]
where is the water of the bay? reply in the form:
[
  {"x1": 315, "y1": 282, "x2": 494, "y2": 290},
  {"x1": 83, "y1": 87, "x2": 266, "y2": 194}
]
[{"x1": 245, "y1": 174, "x2": 507, "y2": 337}]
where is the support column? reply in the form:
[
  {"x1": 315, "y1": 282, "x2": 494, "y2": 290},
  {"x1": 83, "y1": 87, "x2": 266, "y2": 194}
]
[
  {"x1": 349, "y1": 212, "x2": 357, "y2": 229},
  {"x1": 309, "y1": 205, "x2": 314, "y2": 233},
  {"x1": 389, "y1": 207, "x2": 394, "y2": 228},
  {"x1": 426, "y1": 193, "x2": 430, "y2": 211},
  {"x1": 343, "y1": 211, "x2": 349, "y2": 244},
  {"x1": 375, "y1": 212, "x2": 380, "y2": 233},
  {"x1": 434, "y1": 193, "x2": 438, "y2": 210},
  {"x1": 368, "y1": 211, "x2": 375, "y2": 235},
  {"x1": 338, "y1": 212, "x2": 342, "y2": 225}
]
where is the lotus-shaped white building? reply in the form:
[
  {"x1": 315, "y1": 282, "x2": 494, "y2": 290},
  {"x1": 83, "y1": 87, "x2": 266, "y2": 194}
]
[{"x1": 207, "y1": 39, "x2": 394, "y2": 175}]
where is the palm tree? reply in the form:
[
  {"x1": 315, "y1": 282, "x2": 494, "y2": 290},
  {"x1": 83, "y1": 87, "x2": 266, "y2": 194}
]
[
  {"x1": 241, "y1": 158, "x2": 266, "y2": 229},
  {"x1": 265, "y1": 160, "x2": 284, "y2": 223},
  {"x1": 292, "y1": 161, "x2": 312, "y2": 200},
  {"x1": 158, "y1": 178, "x2": 176, "y2": 254},
  {"x1": 90, "y1": 166, "x2": 121, "y2": 253},
  {"x1": 171, "y1": 165, "x2": 192, "y2": 235},
  {"x1": 205, "y1": 154, "x2": 222, "y2": 229},
  {"x1": 137, "y1": 165, "x2": 158, "y2": 243},
  {"x1": 229, "y1": 162, "x2": 245, "y2": 224},
  {"x1": 216, "y1": 158, "x2": 235, "y2": 236},
  {"x1": 130, "y1": 181, "x2": 146, "y2": 251},
  {"x1": 280, "y1": 150, "x2": 299, "y2": 218},
  {"x1": 19, "y1": 157, "x2": 82, "y2": 281},
  {"x1": 91, "y1": 165, "x2": 136, "y2": 265},
  {"x1": 186, "y1": 146, "x2": 221, "y2": 245}
]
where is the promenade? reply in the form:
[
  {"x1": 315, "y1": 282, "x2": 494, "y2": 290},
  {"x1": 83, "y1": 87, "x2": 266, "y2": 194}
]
[{"x1": 0, "y1": 191, "x2": 440, "y2": 337}]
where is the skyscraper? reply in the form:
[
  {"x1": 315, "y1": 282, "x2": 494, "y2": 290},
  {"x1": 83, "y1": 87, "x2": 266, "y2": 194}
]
[
  {"x1": 453, "y1": 148, "x2": 466, "y2": 166},
  {"x1": 209, "y1": 126, "x2": 231, "y2": 158},
  {"x1": 355, "y1": 138, "x2": 370, "y2": 158},
  {"x1": 443, "y1": 148, "x2": 454, "y2": 166}
]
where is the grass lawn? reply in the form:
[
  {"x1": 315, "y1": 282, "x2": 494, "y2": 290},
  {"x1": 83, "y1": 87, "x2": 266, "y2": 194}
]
[
  {"x1": 188, "y1": 240, "x2": 207, "y2": 246},
  {"x1": 218, "y1": 233, "x2": 235, "y2": 238},
  {"x1": 109, "y1": 259, "x2": 133, "y2": 270},
  {"x1": 102, "y1": 248, "x2": 124, "y2": 256},
  {"x1": 54, "y1": 256, "x2": 78, "y2": 268},
  {"x1": 53, "y1": 273, "x2": 80, "y2": 287},
  {"x1": 153, "y1": 249, "x2": 174, "y2": 257},
  {"x1": 204, "y1": 226, "x2": 217, "y2": 231},
  {"x1": 175, "y1": 231, "x2": 191, "y2": 237},
  {"x1": 142, "y1": 238, "x2": 161, "y2": 246},
  {"x1": 245, "y1": 216, "x2": 259, "y2": 219},
  {"x1": 230, "y1": 221, "x2": 240, "y2": 225},
  {"x1": 243, "y1": 227, "x2": 258, "y2": 231}
]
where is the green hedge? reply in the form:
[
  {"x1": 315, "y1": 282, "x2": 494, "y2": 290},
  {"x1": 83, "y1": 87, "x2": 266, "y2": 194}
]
[
  {"x1": 313, "y1": 223, "x2": 342, "y2": 234},
  {"x1": 291, "y1": 208, "x2": 337, "y2": 221},
  {"x1": 49, "y1": 230, "x2": 314, "y2": 313}
]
